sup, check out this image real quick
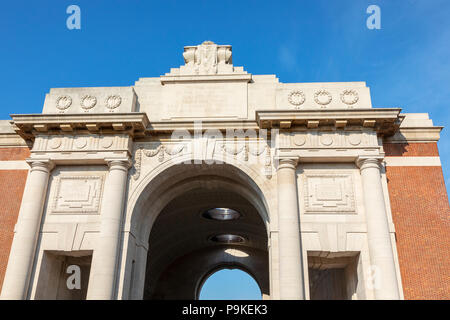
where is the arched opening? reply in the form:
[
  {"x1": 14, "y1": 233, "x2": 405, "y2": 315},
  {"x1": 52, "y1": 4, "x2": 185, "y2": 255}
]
[
  {"x1": 125, "y1": 160, "x2": 271, "y2": 300},
  {"x1": 198, "y1": 268, "x2": 262, "y2": 300}
]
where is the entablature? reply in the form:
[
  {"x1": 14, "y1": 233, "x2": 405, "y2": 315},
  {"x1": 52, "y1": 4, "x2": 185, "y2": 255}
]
[
  {"x1": 10, "y1": 113, "x2": 149, "y2": 141},
  {"x1": 256, "y1": 108, "x2": 403, "y2": 136}
]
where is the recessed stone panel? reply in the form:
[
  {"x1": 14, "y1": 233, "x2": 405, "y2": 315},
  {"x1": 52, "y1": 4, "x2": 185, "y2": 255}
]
[
  {"x1": 304, "y1": 173, "x2": 356, "y2": 214},
  {"x1": 52, "y1": 176, "x2": 104, "y2": 214}
]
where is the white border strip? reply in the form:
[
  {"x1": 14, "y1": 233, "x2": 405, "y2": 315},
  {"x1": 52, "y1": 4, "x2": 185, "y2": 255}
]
[
  {"x1": 0, "y1": 158, "x2": 441, "y2": 169},
  {"x1": 385, "y1": 156, "x2": 441, "y2": 167}
]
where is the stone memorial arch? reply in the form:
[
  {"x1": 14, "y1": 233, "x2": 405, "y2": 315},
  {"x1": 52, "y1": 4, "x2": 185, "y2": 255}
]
[{"x1": 0, "y1": 41, "x2": 448, "y2": 300}]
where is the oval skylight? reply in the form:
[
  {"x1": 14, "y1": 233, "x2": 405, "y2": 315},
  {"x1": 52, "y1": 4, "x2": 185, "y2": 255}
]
[
  {"x1": 202, "y1": 208, "x2": 242, "y2": 221},
  {"x1": 209, "y1": 234, "x2": 246, "y2": 244}
]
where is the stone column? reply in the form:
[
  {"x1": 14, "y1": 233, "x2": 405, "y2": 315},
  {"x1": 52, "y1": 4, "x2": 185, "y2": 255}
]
[
  {"x1": 0, "y1": 159, "x2": 53, "y2": 300},
  {"x1": 357, "y1": 157, "x2": 400, "y2": 299},
  {"x1": 87, "y1": 158, "x2": 130, "y2": 300},
  {"x1": 276, "y1": 157, "x2": 305, "y2": 299}
]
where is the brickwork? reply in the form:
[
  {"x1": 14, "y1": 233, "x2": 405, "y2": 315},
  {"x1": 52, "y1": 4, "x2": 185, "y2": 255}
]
[
  {"x1": 385, "y1": 142, "x2": 450, "y2": 299},
  {"x1": 0, "y1": 147, "x2": 30, "y2": 161},
  {"x1": 0, "y1": 170, "x2": 28, "y2": 291},
  {"x1": 0, "y1": 147, "x2": 30, "y2": 291},
  {"x1": 383, "y1": 142, "x2": 439, "y2": 157}
]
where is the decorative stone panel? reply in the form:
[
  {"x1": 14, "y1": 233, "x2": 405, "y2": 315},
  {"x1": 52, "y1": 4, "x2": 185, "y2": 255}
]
[
  {"x1": 276, "y1": 83, "x2": 372, "y2": 109},
  {"x1": 32, "y1": 134, "x2": 132, "y2": 153},
  {"x1": 285, "y1": 131, "x2": 378, "y2": 149},
  {"x1": 304, "y1": 173, "x2": 356, "y2": 214},
  {"x1": 42, "y1": 87, "x2": 136, "y2": 114},
  {"x1": 51, "y1": 176, "x2": 104, "y2": 214}
]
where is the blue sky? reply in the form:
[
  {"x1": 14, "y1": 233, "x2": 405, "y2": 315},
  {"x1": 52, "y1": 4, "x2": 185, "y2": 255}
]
[
  {"x1": 1, "y1": 0, "x2": 449, "y2": 299},
  {"x1": 199, "y1": 269, "x2": 261, "y2": 300}
]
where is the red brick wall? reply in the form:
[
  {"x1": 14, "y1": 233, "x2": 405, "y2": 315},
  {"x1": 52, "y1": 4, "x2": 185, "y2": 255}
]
[
  {"x1": 384, "y1": 142, "x2": 450, "y2": 299},
  {"x1": 383, "y1": 142, "x2": 439, "y2": 157},
  {"x1": 0, "y1": 147, "x2": 30, "y2": 292},
  {"x1": 0, "y1": 147, "x2": 30, "y2": 161}
]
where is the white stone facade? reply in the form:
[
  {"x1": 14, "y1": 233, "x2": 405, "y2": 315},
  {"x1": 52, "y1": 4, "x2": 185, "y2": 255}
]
[{"x1": 0, "y1": 41, "x2": 444, "y2": 300}]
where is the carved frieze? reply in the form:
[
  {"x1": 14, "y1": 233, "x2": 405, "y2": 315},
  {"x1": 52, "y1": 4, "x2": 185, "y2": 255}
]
[
  {"x1": 131, "y1": 139, "x2": 274, "y2": 181},
  {"x1": 32, "y1": 134, "x2": 131, "y2": 153},
  {"x1": 132, "y1": 147, "x2": 142, "y2": 181},
  {"x1": 131, "y1": 142, "x2": 190, "y2": 181},
  {"x1": 304, "y1": 173, "x2": 356, "y2": 214},
  {"x1": 218, "y1": 140, "x2": 272, "y2": 179},
  {"x1": 143, "y1": 144, "x2": 186, "y2": 162},
  {"x1": 285, "y1": 131, "x2": 378, "y2": 149}
]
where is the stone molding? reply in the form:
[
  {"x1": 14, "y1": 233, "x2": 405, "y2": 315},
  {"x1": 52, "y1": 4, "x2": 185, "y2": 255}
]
[
  {"x1": 384, "y1": 113, "x2": 443, "y2": 143},
  {"x1": 256, "y1": 108, "x2": 403, "y2": 135},
  {"x1": 10, "y1": 113, "x2": 149, "y2": 141}
]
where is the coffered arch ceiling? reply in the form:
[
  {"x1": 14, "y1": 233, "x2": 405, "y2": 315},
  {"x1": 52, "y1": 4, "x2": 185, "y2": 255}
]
[{"x1": 139, "y1": 163, "x2": 269, "y2": 299}]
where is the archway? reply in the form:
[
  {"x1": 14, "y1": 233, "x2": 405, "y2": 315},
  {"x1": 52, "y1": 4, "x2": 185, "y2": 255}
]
[{"x1": 124, "y1": 160, "x2": 271, "y2": 299}]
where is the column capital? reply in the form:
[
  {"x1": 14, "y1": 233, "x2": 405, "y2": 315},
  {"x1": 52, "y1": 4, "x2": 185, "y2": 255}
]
[
  {"x1": 25, "y1": 158, "x2": 54, "y2": 173},
  {"x1": 105, "y1": 157, "x2": 132, "y2": 172},
  {"x1": 275, "y1": 157, "x2": 299, "y2": 171},
  {"x1": 356, "y1": 156, "x2": 384, "y2": 171}
]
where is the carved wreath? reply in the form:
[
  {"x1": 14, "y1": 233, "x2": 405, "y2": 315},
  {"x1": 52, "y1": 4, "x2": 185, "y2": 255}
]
[
  {"x1": 288, "y1": 90, "x2": 305, "y2": 107},
  {"x1": 55, "y1": 95, "x2": 72, "y2": 111},
  {"x1": 81, "y1": 95, "x2": 97, "y2": 111},
  {"x1": 314, "y1": 90, "x2": 332, "y2": 106},
  {"x1": 105, "y1": 95, "x2": 122, "y2": 111},
  {"x1": 340, "y1": 89, "x2": 359, "y2": 105}
]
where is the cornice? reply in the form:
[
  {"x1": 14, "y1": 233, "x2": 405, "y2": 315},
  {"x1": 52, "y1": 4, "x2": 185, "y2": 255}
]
[
  {"x1": 383, "y1": 127, "x2": 443, "y2": 143},
  {"x1": 255, "y1": 108, "x2": 404, "y2": 135},
  {"x1": 160, "y1": 74, "x2": 252, "y2": 84},
  {"x1": 10, "y1": 113, "x2": 150, "y2": 141}
]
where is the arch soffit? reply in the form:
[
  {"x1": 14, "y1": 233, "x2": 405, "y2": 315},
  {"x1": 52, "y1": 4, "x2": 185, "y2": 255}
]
[{"x1": 126, "y1": 155, "x2": 275, "y2": 243}]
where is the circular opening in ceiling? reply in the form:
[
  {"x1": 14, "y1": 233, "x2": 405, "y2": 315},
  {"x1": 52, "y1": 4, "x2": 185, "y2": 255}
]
[
  {"x1": 202, "y1": 208, "x2": 242, "y2": 221},
  {"x1": 209, "y1": 234, "x2": 246, "y2": 244}
]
